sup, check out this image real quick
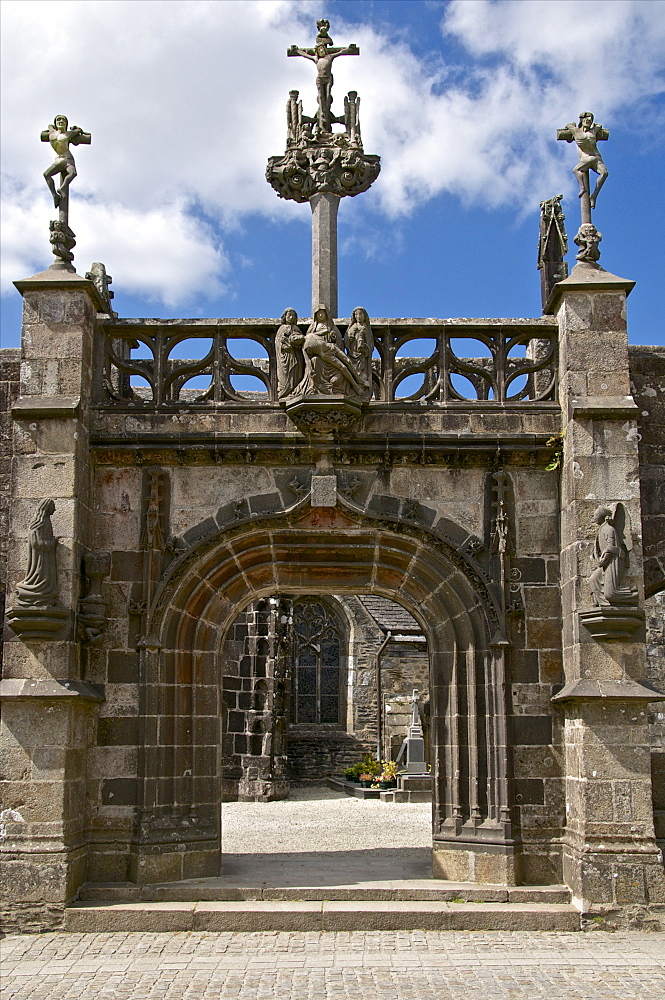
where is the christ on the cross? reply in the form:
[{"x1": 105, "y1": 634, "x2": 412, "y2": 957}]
[{"x1": 288, "y1": 30, "x2": 359, "y2": 132}]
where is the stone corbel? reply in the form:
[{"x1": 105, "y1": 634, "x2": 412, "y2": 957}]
[
  {"x1": 551, "y1": 678, "x2": 663, "y2": 703},
  {"x1": 284, "y1": 393, "x2": 363, "y2": 435},
  {"x1": 78, "y1": 551, "x2": 111, "y2": 642},
  {"x1": 578, "y1": 605, "x2": 644, "y2": 641}
]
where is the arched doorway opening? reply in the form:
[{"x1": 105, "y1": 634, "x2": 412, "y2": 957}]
[
  {"x1": 220, "y1": 592, "x2": 430, "y2": 799},
  {"x1": 130, "y1": 502, "x2": 513, "y2": 887}
]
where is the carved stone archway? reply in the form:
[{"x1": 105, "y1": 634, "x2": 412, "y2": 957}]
[{"x1": 125, "y1": 500, "x2": 514, "y2": 886}]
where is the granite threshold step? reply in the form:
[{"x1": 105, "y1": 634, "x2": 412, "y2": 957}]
[
  {"x1": 78, "y1": 879, "x2": 572, "y2": 905},
  {"x1": 65, "y1": 898, "x2": 580, "y2": 933}
]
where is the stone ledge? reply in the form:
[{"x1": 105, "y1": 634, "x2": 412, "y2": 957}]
[
  {"x1": 13, "y1": 266, "x2": 107, "y2": 311},
  {"x1": 0, "y1": 678, "x2": 104, "y2": 701},
  {"x1": 12, "y1": 395, "x2": 80, "y2": 419},
  {"x1": 551, "y1": 678, "x2": 665, "y2": 703},
  {"x1": 569, "y1": 395, "x2": 639, "y2": 419}
]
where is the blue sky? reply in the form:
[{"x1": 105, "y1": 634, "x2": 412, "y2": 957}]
[{"x1": 1, "y1": 0, "x2": 664, "y2": 348}]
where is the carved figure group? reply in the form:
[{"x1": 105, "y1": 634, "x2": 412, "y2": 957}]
[
  {"x1": 276, "y1": 306, "x2": 373, "y2": 400},
  {"x1": 574, "y1": 222, "x2": 602, "y2": 263},
  {"x1": 267, "y1": 142, "x2": 379, "y2": 203},
  {"x1": 588, "y1": 504, "x2": 637, "y2": 607},
  {"x1": 268, "y1": 20, "x2": 379, "y2": 206}
]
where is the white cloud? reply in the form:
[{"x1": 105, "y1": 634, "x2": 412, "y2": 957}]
[{"x1": 1, "y1": 0, "x2": 663, "y2": 306}]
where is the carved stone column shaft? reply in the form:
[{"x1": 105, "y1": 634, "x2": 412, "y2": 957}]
[{"x1": 311, "y1": 192, "x2": 339, "y2": 318}]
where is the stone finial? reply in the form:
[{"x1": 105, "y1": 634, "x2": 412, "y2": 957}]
[
  {"x1": 85, "y1": 262, "x2": 115, "y2": 314},
  {"x1": 537, "y1": 195, "x2": 568, "y2": 306},
  {"x1": 41, "y1": 115, "x2": 91, "y2": 268}
]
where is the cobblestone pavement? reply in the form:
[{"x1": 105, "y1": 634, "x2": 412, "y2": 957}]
[{"x1": 3, "y1": 930, "x2": 665, "y2": 999}]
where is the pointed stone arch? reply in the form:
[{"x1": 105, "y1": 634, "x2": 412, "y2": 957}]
[{"x1": 127, "y1": 497, "x2": 515, "y2": 886}]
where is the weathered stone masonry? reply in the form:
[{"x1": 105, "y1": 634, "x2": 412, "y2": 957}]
[{"x1": 0, "y1": 261, "x2": 664, "y2": 931}]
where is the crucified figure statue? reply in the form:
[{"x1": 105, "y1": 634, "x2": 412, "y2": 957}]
[
  {"x1": 41, "y1": 115, "x2": 91, "y2": 209},
  {"x1": 557, "y1": 111, "x2": 609, "y2": 212},
  {"x1": 288, "y1": 22, "x2": 359, "y2": 133}
]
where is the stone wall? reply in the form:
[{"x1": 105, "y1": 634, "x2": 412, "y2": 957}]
[
  {"x1": 646, "y1": 591, "x2": 665, "y2": 850},
  {"x1": 630, "y1": 346, "x2": 665, "y2": 598},
  {"x1": 0, "y1": 349, "x2": 20, "y2": 665}
]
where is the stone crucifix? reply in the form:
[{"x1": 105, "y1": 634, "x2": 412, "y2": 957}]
[
  {"x1": 41, "y1": 114, "x2": 91, "y2": 267},
  {"x1": 287, "y1": 18, "x2": 359, "y2": 135},
  {"x1": 268, "y1": 21, "x2": 380, "y2": 318}
]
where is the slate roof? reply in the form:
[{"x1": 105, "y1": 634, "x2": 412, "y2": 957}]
[{"x1": 358, "y1": 596, "x2": 424, "y2": 636}]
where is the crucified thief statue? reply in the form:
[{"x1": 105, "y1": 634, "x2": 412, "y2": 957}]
[
  {"x1": 41, "y1": 115, "x2": 91, "y2": 210},
  {"x1": 557, "y1": 111, "x2": 609, "y2": 213},
  {"x1": 288, "y1": 19, "x2": 359, "y2": 133}
]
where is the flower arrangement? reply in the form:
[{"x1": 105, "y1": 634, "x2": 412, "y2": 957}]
[{"x1": 379, "y1": 760, "x2": 398, "y2": 781}]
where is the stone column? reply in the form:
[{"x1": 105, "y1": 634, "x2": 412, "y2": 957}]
[
  {"x1": 547, "y1": 263, "x2": 665, "y2": 913},
  {"x1": 310, "y1": 192, "x2": 339, "y2": 318},
  {"x1": 0, "y1": 267, "x2": 106, "y2": 930}
]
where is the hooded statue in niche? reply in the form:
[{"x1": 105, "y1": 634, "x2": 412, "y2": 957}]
[{"x1": 15, "y1": 499, "x2": 59, "y2": 607}]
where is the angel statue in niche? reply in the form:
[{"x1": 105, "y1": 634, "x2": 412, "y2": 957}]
[{"x1": 588, "y1": 503, "x2": 637, "y2": 607}]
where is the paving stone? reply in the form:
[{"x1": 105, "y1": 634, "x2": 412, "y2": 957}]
[{"x1": 3, "y1": 930, "x2": 665, "y2": 999}]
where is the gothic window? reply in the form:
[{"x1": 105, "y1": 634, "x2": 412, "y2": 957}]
[{"x1": 292, "y1": 599, "x2": 342, "y2": 725}]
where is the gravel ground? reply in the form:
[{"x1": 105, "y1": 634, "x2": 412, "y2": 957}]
[{"x1": 221, "y1": 785, "x2": 432, "y2": 854}]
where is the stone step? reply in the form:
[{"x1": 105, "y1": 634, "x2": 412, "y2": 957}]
[
  {"x1": 65, "y1": 899, "x2": 580, "y2": 933},
  {"x1": 78, "y1": 881, "x2": 571, "y2": 905}
]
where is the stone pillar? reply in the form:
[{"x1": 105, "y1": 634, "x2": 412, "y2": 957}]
[
  {"x1": 547, "y1": 263, "x2": 665, "y2": 912},
  {"x1": 310, "y1": 192, "x2": 339, "y2": 318},
  {"x1": 0, "y1": 267, "x2": 106, "y2": 930}
]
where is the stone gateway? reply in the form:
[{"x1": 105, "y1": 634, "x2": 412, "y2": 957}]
[{"x1": 1, "y1": 23, "x2": 665, "y2": 933}]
